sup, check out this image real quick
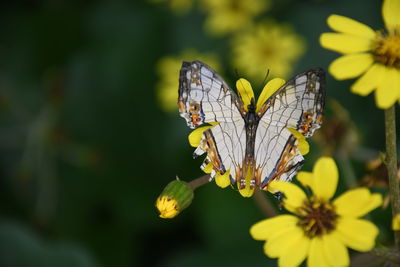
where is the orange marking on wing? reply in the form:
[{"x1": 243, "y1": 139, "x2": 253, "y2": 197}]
[
  {"x1": 299, "y1": 111, "x2": 314, "y2": 135},
  {"x1": 260, "y1": 136, "x2": 299, "y2": 190},
  {"x1": 203, "y1": 131, "x2": 225, "y2": 174}
]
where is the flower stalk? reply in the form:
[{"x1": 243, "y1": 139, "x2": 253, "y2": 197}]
[{"x1": 385, "y1": 105, "x2": 400, "y2": 248}]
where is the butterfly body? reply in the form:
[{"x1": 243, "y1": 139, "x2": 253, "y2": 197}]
[{"x1": 178, "y1": 60, "x2": 325, "y2": 193}]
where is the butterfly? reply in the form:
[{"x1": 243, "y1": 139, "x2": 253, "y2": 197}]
[{"x1": 178, "y1": 60, "x2": 325, "y2": 195}]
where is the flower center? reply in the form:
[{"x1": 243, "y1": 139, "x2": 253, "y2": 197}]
[
  {"x1": 296, "y1": 199, "x2": 337, "y2": 238},
  {"x1": 372, "y1": 28, "x2": 400, "y2": 68}
]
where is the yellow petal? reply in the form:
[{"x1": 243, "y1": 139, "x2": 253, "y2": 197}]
[
  {"x1": 236, "y1": 78, "x2": 254, "y2": 110},
  {"x1": 322, "y1": 234, "x2": 349, "y2": 267},
  {"x1": 278, "y1": 234, "x2": 310, "y2": 267},
  {"x1": 351, "y1": 63, "x2": 387, "y2": 96},
  {"x1": 320, "y1": 33, "x2": 372, "y2": 54},
  {"x1": 329, "y1": 53, "x2": 374, "y2": 80},
  {"x1": 250, "y1": 215, "x2": 298, "y2": 240},
  {"x1": 335, "y1": 218, "x2": 379, "y2": 252},
  {"x1": 392, "y1": 213, "x2": 400, "y2": 231},
  {"x1": 327, "y1": 14, "x2": 376, "y2": 39},
  {"x1": 215, "y1": 170, "x2": 231, "y2": 188},
  {"x1": 374, "y1": 67, "x2": 400, "y2": 109},
  {"x1": 256, "y1": 78, "x2": 286, "y2": 112},
  {"x1": 382, "y1": 0, "x2": 400, "y2": 30},
  {"x1": 296, "y1": 171, "x2": 314, "y2": 189},
  {"x1": 269, "y1": 181, "x2": 307, "y2": 213},
  {"x1": 188, "y1": 125, "x2": 213, "y2": 147},
  {"x1": 202, "y1": 162, "x2": 213, "y2": 174},
  {"x1": 308, "y1": 237, "x2": 330, "y2": 267},
  {"x1": 156, "y1": 196, "x2": 179, "y2": 219},
  {"x1": 263, "y1": 225, "x2": 304, "y2": 258},
  {"x1": 311, "y1": 157, "x2": 338, "y2": 201},
  {"x1": 334, "y1": 188, "x2": 382, "y2": 217},
  {"x1": 287, "y1": 128, "x2": 309, "y2": 155}
]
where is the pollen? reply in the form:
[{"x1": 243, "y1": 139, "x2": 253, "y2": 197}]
[
  {"x1": 296, "y1": 198, "x2": 337, "y2": 238},
  {"x1": 372, "y1": 28, "x2": 400, "y2": 68}
]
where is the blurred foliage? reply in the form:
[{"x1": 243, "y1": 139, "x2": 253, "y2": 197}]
[{"x1": 0, "y1": 0, "x2": 399, "y2": 267}]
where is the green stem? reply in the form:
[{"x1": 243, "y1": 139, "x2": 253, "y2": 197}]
[{"x1": 384, "y1": 105, "x2": 400, "y2": 248}]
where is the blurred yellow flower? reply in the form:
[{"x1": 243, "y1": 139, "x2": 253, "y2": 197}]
[
  {"x1": 149, "y1": 0, "x2": 193, "y2": 15},
  {"x1": 231, "y1": 21, "x2": 306, "y2": 81},
  {"x1": 320, "y1": 0, "x2": 400, "y2": 109},
  {"x1": 188, "y1": 77, "x2": 309, "y2": 197},
  {"x1": 156, "y1": 50, "x2": 220, "y2": 112},
  {"x1": 393, "y1": 213, "x2": 400, "y2": 230},
  {"x1": 250, "y1": 157, "x2": 382, "y2": 267},
  {"x1": 200, "y1": 0, "x2": 269, "y2": 36}
]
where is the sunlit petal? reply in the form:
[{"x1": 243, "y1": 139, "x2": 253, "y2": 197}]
[
  {"x1": 263, "y1": 225, "x2": 304, "y2": 258},
  {"x1": 308, "y1": 237, "x2": 330, "y2": 267},
  {"x1": 256, "y1": 78, "x2": 286, "y2": 112},
  {"x1": 278, "y1": 234, "x2": 310, "y2": 267},
  {"x1": 250, "y1": 215, "x2": 298, "y2": 240},
  {"x1": 311, "y1": 157, "x2": 338, "y2": 200},
  {"x1": 287, "y1": 128, "x2": 310, "y2": 155},
  {"x1": 374, "y1": 67, "x2": 400, "y2": 109},
  {"x1": 236, "y1": 78, "x2": 254, "y2": 110},
  {"x1": 392, "y1": 213, "x2": 400, "y2": 230},
  {"x1": 329, "y1": 53, "x2": 374, "y2": 80},
  {"x1": 320, "y1": 33, "x2": 373, "y2": 54},
  {"x1": 296, "y1": 171, "x2": 313, "y2": 189},
  {"x1": 351, "y1": 63, "x2": 387, "y2": 96},
  {"x1": 188, "y1": 125, "x2": 213, "y2": 147},
  {"x1": 334, "y1": 188, "x2": 382, "y2": 217},
  {"x1": 269, "y1": 181, "x2": 307, "y2": 213},
  {"x1": 335, "y1": 218, "x2": 378, "y2": 252},
  {"x1": 327, "y1": 14, "x2": 376, "y2": 39},
  {"x1": 322, "y1": 234, "x2": 349, "y2": 267},
  {"x1": 382, "y1": 0, "x2": 400, "y2": 30}
]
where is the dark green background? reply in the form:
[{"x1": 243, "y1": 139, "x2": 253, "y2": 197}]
[{"x1": 0, "y1": 0, "x2": 397, "y2": 266}]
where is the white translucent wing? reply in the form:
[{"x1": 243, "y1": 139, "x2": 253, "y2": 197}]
[
  {"x1": 255, "y1": 68, "x2": 325, "y2": 187},
  {"x1": 178, "y1": 60, "x2": 244, "y2": 129},
  {"x1": 255, "y1": 125, "x2": 304, "y2": 189},
  {"x1": 193, "y1": 121, "x2": 246, "y2": 183},
  {"x1": 258, "y1": 68, "x2": 325, "y2": 137}
]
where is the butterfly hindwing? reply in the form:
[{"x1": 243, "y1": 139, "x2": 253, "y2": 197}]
[
  {"x1": 194, "y1": 121, "x2": 246, "y2": 182},
  {"x1": 178, "y1": 60, "x2": 244, "y2": 129}
]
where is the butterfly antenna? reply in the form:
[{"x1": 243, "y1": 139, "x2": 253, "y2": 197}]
[{"x1": 260, "y1": 69, "x2": 270, "y2": 90}]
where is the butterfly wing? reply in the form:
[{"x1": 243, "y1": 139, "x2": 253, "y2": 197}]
[
  {"x1": 178, "y1": 60, "x2": 245, "y2": 128},
  {"x1": 179, "y1": 60, "x2": 248, "y2": 182},
  {"x1": 194, "y1": 121, "x2": 246, "y2": 182},
  {"x1": 255, "y1": 68, "x2": 325, "y2": 189}
]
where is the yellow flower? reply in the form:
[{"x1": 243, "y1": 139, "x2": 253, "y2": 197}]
[
  {"x1": 156, "y1": 50, "x2": 220, "y2": 112},
  {"x1": 250, "y1": 157, "x2": 382, "y2": 267},
  {"x1": 149, "y1": 0, "x2": 193, "y2": 15},
  {"x1": 320, "y1": 0, "x2": 400, "y2": 109},
  {"x1": 200, "y1": 0, "x2": 269, "y2": 36},
  {"x1": 392, "y1": 213, "x2": 400, "y2": 230},
  {"x1": 231, "y1": 20, "x2": 306, "y2": 81},
  {"x1": 188, "y1": 77, "x2": 309, "y2": 197}
]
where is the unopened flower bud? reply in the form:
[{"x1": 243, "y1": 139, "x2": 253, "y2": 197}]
[{"x1": 156, "y1": 179, "x2": 194, "y2": 219}]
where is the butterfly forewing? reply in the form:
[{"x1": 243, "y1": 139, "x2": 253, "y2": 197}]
[{"x1": 178, "y1": 60, "x2": 244, "y2": 128}]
